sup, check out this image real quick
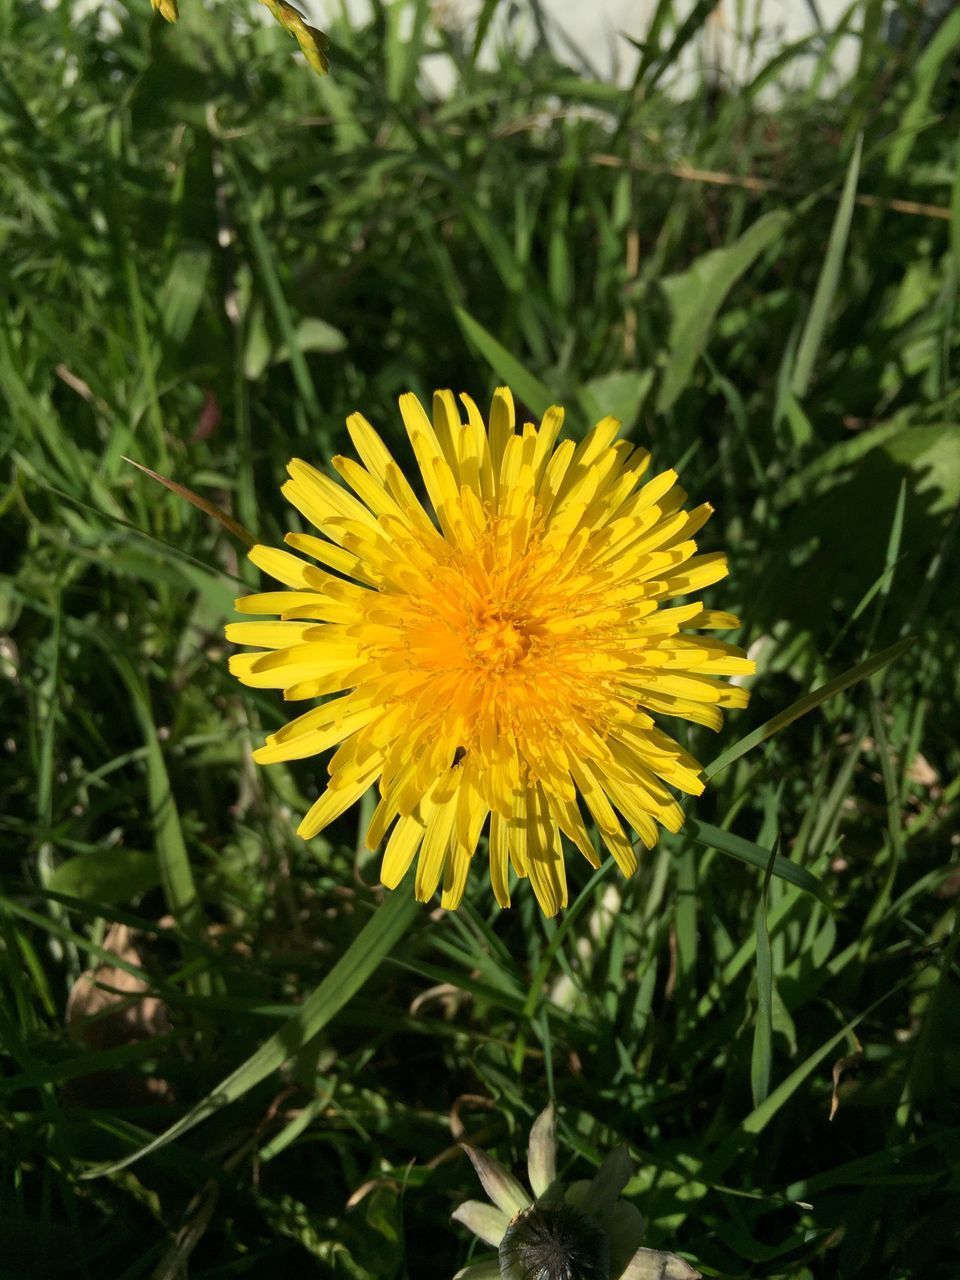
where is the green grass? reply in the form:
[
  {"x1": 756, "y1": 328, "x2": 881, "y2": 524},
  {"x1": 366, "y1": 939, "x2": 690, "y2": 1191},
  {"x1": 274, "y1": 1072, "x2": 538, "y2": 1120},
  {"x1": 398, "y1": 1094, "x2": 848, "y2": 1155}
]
[{"x1": 2, "y1": 0, "x2": 960, "y2": 1276}]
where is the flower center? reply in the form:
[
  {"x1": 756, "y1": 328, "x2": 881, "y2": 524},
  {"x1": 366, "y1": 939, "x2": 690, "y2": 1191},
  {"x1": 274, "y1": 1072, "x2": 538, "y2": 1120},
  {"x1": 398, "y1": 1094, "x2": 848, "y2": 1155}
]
[{"x1": 468, "y1": 610, "x2": 531, "y2": 671}]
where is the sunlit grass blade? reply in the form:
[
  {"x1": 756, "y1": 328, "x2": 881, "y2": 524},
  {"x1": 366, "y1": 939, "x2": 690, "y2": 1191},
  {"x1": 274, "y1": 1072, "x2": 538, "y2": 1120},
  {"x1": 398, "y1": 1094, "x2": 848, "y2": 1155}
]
[
  {"x1": 113, "y1": 657, "x2": 205, "y2": 942},
  {"x1": 740, "y1": 965, "x2": 921, "y2": 1137},
  {"x1": 685, "y1": 819, "x2": 826, "y2": 901},
  {"x1": 83, "y1": 884, "x2": 418, "y2": 1177},
  {"x1": 703, "y1": 636, "x2": 916, "y2": 782},
  {"x1": 791, "y1": 133, "x2": 862, "y2": 398}
]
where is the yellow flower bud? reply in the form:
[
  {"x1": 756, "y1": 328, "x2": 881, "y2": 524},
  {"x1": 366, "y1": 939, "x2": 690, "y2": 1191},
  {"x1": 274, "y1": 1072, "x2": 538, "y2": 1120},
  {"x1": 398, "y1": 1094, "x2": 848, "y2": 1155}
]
[{"x1": 257, "y1": 0, "x2": 330, "y2": 74}]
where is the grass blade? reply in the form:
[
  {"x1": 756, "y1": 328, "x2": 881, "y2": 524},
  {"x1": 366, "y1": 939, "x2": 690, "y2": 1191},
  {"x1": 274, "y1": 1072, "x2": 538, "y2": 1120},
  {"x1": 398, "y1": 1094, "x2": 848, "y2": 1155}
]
[
  {"x1": 686, "y1": 818, "x2": 826, "y2": 901},
  {"x1": 750, "y1": 843, "x2": 778, "y2": 1107},
  {"x1": 703, "y1": 636, "x2": 916, "y2": 782},
  {"x1": 864, "y1": 478, "x2": 906, "y2": 655},
  {"x1": 740, "y1": 967, "x2": 919, "y2": 1136},
  {"x1": 227, "y1": 152, "x2": 322, "y2": 430},
  {"x1": 454, "y1": 306, "x2": 553, "y2": 416},
  {"x1": 123, "y1": 458, "x2": 257, "y2": 548},
  {"x1": 885, "y1": 9, "x2": 960, "y2": 177},
  {"x1": 112, "y1": 658, "x2": 204, "y2": 940},
  {"x1": 471, "y1": 0, "x2": 501, "y2": 63},
  {"x1": 83, "y1": 884, "x2": 418, "y2": 1177},
  {"x1": 791, "y1": 133, "x2": 862, "y2": 398}
]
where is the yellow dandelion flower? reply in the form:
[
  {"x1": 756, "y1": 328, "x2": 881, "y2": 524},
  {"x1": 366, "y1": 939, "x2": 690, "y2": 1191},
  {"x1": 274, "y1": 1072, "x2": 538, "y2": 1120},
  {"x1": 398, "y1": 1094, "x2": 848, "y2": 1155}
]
[{"x1": 226, "y1": 388, "x2": 754, "y2": 917}]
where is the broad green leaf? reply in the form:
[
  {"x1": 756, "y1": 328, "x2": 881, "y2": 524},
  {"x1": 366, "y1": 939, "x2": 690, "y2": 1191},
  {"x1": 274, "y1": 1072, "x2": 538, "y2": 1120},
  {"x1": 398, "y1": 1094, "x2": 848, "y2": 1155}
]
[
  {"x1": 244, "y1": 300, "x2": 272, "y2": 380},
  {"x1": 884, "y1": 424, "x2": 960, "y2": 515},
  {"x1": 657, "y1": 210, "x2": 789, "y2": 413},
  {"x1": 287, "y1": 316, "x2": 347, "y2": 355},
  {"x1": 48, "y1": 848, "x2": 160, "y2": 905},
  {"x1": 247, "y1": 316, "x2": 348, "y2": 380},
  {"x1": 578, "y1": 369, "x2": 653, "y2": 431},
  {"x1": 158, "y1": 246, "x2": 212, "y2": 344}
]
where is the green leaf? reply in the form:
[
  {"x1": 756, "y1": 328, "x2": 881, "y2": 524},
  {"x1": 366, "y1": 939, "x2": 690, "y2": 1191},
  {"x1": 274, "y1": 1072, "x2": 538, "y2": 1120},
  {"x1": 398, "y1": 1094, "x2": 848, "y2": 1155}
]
[
  {"x1": 48, "y1": 848, "x2": 160, "y2": 905},
  {"x1": 274, "y1": 316, "x2": 348, "y2": 363},
  {"x1": 158, "y1": 245, "x2": 212, "y2": 344},
  {"x1": 244, "y1": 314, "x2": 347, "y2": 381},
  {"x1": 83, "y1": 884, "x2": 418, "y2": 1178},
  {"x1": 740, "y1": 967, "x2": 918, "y2": 1136},
  {"x1": 123, "y1": 457, "x2": 257, "y2": 548},
  {"x1": 578, "y1": 369, "x2": 653, "y2": 432},
  {"x1": 471, "y1": 0, "x2": 501, "y2": 63},
  {"x1": 656, "y1": 210, "x2": 789, "y2": 413},
  {"x1": 792, "y1": 134, "x2": 862, "y2": 399},
  {"x1": 777, "y1": 415, "x2": 910, "y2": 505},
  {"x1": 884, "y1": 424, "x2": 960, "y2": 515},
  {"x1": 229, "y1": 154, "x2": 322, "y2": 425}
]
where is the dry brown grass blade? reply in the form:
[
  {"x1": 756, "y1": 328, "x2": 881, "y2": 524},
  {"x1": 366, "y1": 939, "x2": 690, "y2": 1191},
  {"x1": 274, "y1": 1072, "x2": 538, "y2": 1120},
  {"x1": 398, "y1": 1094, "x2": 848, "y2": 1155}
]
[
  {"x1": 590, "y1": 155, "x2": 952, "y2": 221},
  {"x1": 124, "y1": 457, "x2": 257, "y2": 547}
]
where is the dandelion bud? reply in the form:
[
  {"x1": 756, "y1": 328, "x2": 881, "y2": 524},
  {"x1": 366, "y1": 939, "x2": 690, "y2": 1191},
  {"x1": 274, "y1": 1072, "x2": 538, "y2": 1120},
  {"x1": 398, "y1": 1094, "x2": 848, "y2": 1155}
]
[
  {"x1": 499, "y1": 1202, "x2": 609, "y2": 1280},
  {"x1": 451, "y1": 1104, "x2": 701, "y2": 1280}
]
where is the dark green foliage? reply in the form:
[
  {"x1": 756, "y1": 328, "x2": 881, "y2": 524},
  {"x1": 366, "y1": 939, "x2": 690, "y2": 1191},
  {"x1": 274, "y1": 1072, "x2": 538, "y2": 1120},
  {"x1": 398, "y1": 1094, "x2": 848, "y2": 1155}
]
[{"x1": 1, "y1": 1, "x2": 959, "y2": 1278}]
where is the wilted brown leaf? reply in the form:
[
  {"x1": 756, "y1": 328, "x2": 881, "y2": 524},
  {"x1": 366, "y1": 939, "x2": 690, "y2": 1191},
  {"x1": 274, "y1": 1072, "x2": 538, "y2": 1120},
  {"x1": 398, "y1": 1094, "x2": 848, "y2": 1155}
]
[
  {"x1": 829, "y1": 1038, "x2": 864, "y2": 1122},
  {"x1": 64, "y1": 923, "x2": 174, "y2": 1108}
]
